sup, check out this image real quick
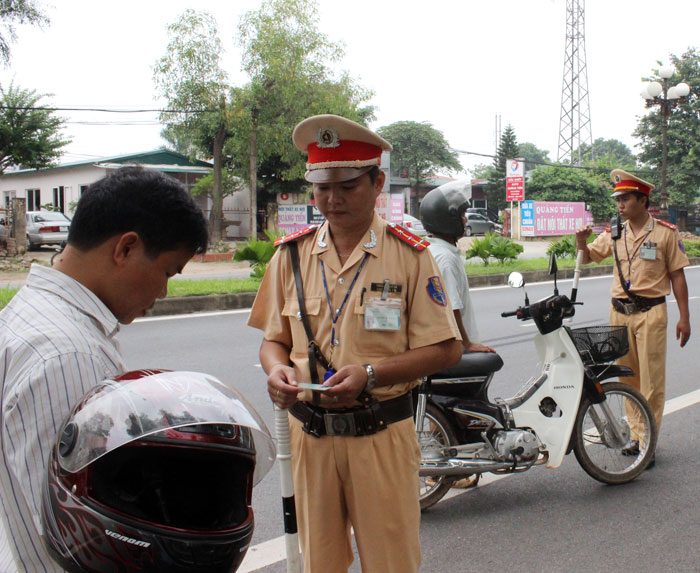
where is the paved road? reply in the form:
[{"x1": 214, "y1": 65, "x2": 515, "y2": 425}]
[{"x1": 117, "y1": 267, "x2": 700, "y2": 572}]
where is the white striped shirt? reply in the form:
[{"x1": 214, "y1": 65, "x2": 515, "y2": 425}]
[{"x1": 0, "y1": 264, "x2": 126, "y2": 572}]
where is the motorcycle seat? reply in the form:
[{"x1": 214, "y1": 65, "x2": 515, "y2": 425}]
[{"x1": 429, "y1": 351, "x2": 504, "y2": 380}]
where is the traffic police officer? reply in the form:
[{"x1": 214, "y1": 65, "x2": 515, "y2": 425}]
[
  {"x1": 576, "y1": 169, "x2": 690, "y2": 454},
  {"x1": 248, "y1": 114, "x2": 461, "y2": 572}
]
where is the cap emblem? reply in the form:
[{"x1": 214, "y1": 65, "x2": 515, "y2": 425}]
[{"x1": 317, "y1": 127, "x2": 340, "y2": 148}]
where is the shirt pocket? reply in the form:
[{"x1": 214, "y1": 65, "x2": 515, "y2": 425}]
[
  {"x1": 282, "y1": 297, "x2": 322, "y2": 358},
  {"x1": 351, "y1": 297, "x2": 408, "y2": 358}
]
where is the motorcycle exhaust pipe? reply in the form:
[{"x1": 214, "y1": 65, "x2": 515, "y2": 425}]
[{"x1": 420, "y1": 459, "x2": 518, "y2": 476}]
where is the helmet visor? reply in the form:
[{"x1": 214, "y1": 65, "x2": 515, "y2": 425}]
[{"x1": 59, "y1": 371, "x2": 275, "y2": 484}]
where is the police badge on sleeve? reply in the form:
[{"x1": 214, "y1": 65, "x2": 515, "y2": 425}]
[{"x1": 426, "y1": 276, "x2": 447, "y2": 306}]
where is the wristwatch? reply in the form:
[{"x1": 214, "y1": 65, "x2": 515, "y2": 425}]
[{"x1": 363, "y1": 364, "x2": 377, "y2": 392}]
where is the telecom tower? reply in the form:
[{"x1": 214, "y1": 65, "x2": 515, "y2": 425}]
[{"x1": 557, "y1": 0, "x2": 593, "y2": 164}]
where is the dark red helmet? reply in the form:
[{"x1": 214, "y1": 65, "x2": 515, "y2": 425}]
[{"x1": 41, "y1": 369, "x2": 275, "y2": 573}]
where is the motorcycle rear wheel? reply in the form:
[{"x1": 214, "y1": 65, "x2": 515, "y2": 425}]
[
  {"x1": 573, "y1": 381, "x2": 657, "y2": 484},
  {"x1": 416, "y1": 403, "x2": 458, "y2": 510}
]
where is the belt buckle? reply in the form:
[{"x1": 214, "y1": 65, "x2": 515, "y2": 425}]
[{"x1": 324, "y1": 412, "x2": 356, "y2": 436}]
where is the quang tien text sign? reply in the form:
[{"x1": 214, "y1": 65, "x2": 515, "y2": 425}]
[{"x1": 521, "y1": 201, "x2": 593, "y2": 237}]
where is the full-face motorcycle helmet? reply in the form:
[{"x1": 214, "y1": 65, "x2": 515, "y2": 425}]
[
  {"x1": 41, "y1": 369, "x2": 275, "y2": 573},
  {"x1": 419, "y1": 180, "x2": 472, "y2": 238}
]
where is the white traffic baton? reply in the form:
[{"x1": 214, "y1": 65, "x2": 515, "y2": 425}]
[{"x1": 274, "y1": 406, "x2": 302, "y2": 573}]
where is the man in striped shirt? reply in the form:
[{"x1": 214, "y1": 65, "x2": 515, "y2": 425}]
[{"x1": 0, "y1": 166, "x2": 208, "y2": 572}]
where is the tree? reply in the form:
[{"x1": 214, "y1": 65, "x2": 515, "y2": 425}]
[
  {"x1": 578, "y1": 137, "x2": 636, "y2": 167},
  {"x1": 234, "y1": 0, "x2": 374, "y2": 238},
  {"x1": 518, "y1": 142, "x2": 550, "y2": 173},
  {"x1": 0, "y1": 0, "x2": 48, "y2": 65},
  {"x1": 634, "y1": 47, "x2": 700, "y2": 209},
  {"x1": 0, "y1": 83, "x2": 69, "y2": 173},
  {"x1": 376, "y1": 121, "x2": 461, "y2": 190},
  {"x1": 485, "y1": 124, "x2": 519, "y2": 212},
  {"x1": 153, "y1": 9, "x2": 231, "y2": 242},
  {"x1": 525, "y1": 165, "x2": 615, "y2": 221}
]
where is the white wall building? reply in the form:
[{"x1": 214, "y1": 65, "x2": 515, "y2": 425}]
[{"x1": 0, "y1": 150, "x2": 251, "y2": 239}]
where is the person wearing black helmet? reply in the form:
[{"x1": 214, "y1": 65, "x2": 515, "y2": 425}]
[
  {"x1": 0, "y1": 166, "x2": 209, "y2": 572},
  {"x1": 420, "y1": 183, "x2": 495, "y2": 354}
]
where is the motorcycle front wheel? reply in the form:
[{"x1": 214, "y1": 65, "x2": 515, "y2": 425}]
[
  {"x1": 416, "y1": 403, "x2": 458, "y2": 510},
  {"x1": 573, "y1": 381, "x2": 657, "y2": 484}
]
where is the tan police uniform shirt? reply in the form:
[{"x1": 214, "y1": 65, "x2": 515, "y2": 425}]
[
  {"x1": 587, "y1": 215, "x2": 689, "y2": 298},
  {"x1": 248, "y1": 212, "x2": 460, "y2": 406}
]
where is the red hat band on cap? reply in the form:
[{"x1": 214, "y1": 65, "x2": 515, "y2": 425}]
[
  {"x1": 615, "y1": 179, "x2": 651, "y2": 196},
  {"x1": 306, "y1": 140, "x2": 382, "y2": 170}
]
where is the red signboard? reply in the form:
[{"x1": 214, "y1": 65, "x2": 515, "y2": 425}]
[
  {"x1": 506, "y1": 178, "x2": 524, "y2": 201},
  {"x1": 506, "y1": 159, "x2": 525, "y2": 202}
]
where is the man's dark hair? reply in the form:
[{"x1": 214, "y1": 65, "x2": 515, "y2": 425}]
[
  {"x1": 631, "y1": 191, "x2": 650, "y2": 209},
  {"x1": 367, "y1": 165, "x2": 380, "y2": 184},
  {"x1": 68, "y1": 166, "x2": 209, "y2": 257}
]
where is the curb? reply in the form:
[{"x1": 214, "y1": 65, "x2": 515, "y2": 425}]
[
  {"x1": 131, "y1": 255, "x2": 700, "y2": 318},
  {"x1": 147, "y1": 262, "x2": 622, "y2": 317},
  {"x1": 148, "y1": 292, "x2": 257, "y2": 317},
  {"x1": 467, "y1": 263, "x2": 616, "y2": 288}
]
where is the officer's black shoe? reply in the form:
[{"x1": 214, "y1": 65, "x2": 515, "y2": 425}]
[{"x1": 621, "y1": 440, "x2": 640, "y2": 456}]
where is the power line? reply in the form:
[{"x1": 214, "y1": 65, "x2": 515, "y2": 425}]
[{"x1": 0, "y1": 105, "x2": 216, "y2": 113}]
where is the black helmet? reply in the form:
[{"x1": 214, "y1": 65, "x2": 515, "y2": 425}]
[
  {"x1": 41, "y1": 369, "x2": 275, "y2": 573},
  {"x1": 420, "y1": 180, "x2": 472, "y2": 238}
]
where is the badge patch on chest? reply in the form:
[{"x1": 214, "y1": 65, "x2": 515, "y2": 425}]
[{"x1": 426, "y1": 276, "x2": 447, "y2": 306}]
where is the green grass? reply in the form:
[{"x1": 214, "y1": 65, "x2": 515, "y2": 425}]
[
  {"x1": 166, "y1": 277, "x2": 262, "y2": 297},
  {"x1": 0, "y1": 286, "x2": 19, "y2": 308},
  {"x1": 0, "y1": 255, "x2": 616, "y2": 310},
  {"x1": 465, "y1": 255, "x2": 614, "y2": 276}
]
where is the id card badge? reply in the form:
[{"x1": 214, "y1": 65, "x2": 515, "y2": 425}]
[
  {"x1": 640, "y1": 247, "x2": 657, "y2": 260},
  {"x1": 364, "y1": 297, "x2": 401, "y2": 331}
]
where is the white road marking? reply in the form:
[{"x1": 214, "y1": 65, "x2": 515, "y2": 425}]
[
  {"x1": 240, "y1": 386, "x2": 700, "y2": 571},
  {"x1": 134, "y1": 308, "x2": 251, "y2": 322}
]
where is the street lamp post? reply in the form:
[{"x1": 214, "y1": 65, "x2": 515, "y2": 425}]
[{"x1": 641, "y1": 65, "x2": 690, "y2": 221}]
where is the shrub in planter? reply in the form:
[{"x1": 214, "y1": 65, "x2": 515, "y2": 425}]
[
  {"x1": 547, "y1": 233, "x2": 596, "y2": 259},
  {"x1": 465, "y1": 234, "x2": 494, "y2": 265},
  {"x1": 488, "y1": 234, "x2": 523, "y2": 264},
  {"x1": 234, "y1": 230, "x2": 280, "y2": 278}
]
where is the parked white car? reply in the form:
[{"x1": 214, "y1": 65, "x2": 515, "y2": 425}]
[
  {"x1": 26, "y1": 211, "x2": 71, "y2": 250},
  {"x1": 402, "y1": 214, "x2": 427, "y2": 237}
]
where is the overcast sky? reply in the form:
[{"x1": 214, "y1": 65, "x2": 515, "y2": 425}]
[{"x1": 2, "y1": 0, "x2": 698, "y2": 175}]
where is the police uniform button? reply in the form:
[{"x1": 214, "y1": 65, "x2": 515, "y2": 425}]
[
  {"x1": 296, "y1": 312, "x2": 302, "y2": 320},
  {"x1": 338, "y1": 277, "x2": 345, "y2": 284}
]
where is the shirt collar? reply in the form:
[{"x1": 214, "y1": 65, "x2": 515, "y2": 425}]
[
  {"x1": 25, "y1": 264, "x2": 121, "y2": 337},
  {"x1": 427, "y1": 235, "x2": 459, "y2": 253},
  {"x1": 311, "y1": 211, "x2": 384, "y2": 260}
]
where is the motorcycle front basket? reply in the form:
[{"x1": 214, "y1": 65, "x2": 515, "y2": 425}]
[{"x1": 570, "y1": 326, "x2": 629, "y2": 363}]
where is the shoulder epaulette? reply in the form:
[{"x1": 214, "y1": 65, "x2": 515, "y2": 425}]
[
  {"x1": 655, "y1": 219, "x2": 678, "y2": 230},
  {"x1": 274, "y1": 225, "x2": 317, "y2": 247},
  {"x1": 387, "y1": 224, "x2": 430, "y2": 251}
]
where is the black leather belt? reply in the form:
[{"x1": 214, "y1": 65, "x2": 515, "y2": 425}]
[
  {"x1": 290, "y1": 393, "x2": 413, "y2": 438},
  {"x1": 612, "y1": 296, "x2": 665, "y2": 315}
]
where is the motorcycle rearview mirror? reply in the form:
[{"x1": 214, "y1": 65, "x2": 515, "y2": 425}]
[
  {"x1": 549, "y1": 252, "x2": 559, "y2": 295},
  {"x1": 507, "y1": 272, "x2": 524, "y2": 289},
  {"x1": 507, "y1": 272, "x2": 529, "y2": 305}
]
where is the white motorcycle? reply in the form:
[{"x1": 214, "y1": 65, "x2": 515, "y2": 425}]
[{"x1": 415, "y1": 251, "x2": 657, "y2": 510}]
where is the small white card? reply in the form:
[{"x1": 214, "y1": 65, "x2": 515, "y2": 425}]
[{"x1": 364, "y1": 297, "x2": 401, "y2": 331}]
